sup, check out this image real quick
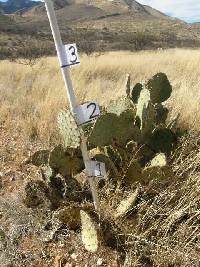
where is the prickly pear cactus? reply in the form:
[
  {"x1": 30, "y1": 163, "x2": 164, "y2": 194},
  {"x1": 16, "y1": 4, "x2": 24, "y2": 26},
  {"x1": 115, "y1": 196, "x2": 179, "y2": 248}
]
[
  {"x1": 49, "y1": 145, "x2": 84, "y2": 177},
  {"x1": 131, "y1": 82, "x2": 143, "y2": 104},
  {"x1": 88, "y1": 110, "x2": 140, "y2": 147},
  {"x1": 23, "y1": 180, "x2": 50, "y2": 208},
  {"x1": 80, "y1": 210, "x2": 98, "y2": 253},
  {"x1": 53, "y1": 205, "x2": 81, "y2": 230},
  {"x1": 124, "y1": 159, "x2": 143, "y2": 185},
  {"x1": 106, "y1": 96, "x2": 133, "y2": 116},
  {"x1": 31, "y1": 150, "x2": 49, "y2": 167},
  {"x1": 125, "y1": 74, "x2": 131, "y2": 96},
  {"x1": 154, "y1": 103, "x2": 169, "y2": 124},
  {"x1": 135, "y1": 86, "x2": 156, "y2": 138},
  {"x1": 58, "y1": 110, "x2": 81, "y2": 148},
  {"x1": 115, "y1": 187, "x2": 140, "y2": 218},
  {"x1": 150, "y1": 153, "x2": 167, "y2": 168},
  {"x1": 148, "y1": 128, "x2": 177, "y2": 154},
  {"x1": 41, "y1": 164, "x2": 55, "y2": 181},
  {"x1": 146, "y1": 72, "x2": 172, "y2": 104}
]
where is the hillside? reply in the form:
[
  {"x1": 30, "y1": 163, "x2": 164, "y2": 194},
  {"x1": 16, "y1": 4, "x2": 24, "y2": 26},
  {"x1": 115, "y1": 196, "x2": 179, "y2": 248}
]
[
  {"x1": 0, "y1": 0, "x2": 200, "y2": 60},
  {"x1": 0, "y1": 0, "x2": 42, "y2": 14}
]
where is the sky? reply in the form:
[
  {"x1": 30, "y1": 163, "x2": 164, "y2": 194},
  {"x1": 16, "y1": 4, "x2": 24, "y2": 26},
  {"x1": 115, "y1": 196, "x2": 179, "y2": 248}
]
[{"x1": 138, "y1": 0, "x2": 200, "y2": 22}]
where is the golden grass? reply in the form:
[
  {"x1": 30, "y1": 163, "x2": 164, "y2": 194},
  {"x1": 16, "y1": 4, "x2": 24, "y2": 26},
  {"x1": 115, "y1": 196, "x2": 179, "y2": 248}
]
[{"x1": 0, "y1": 48, "x2": 200, "y2": 145}]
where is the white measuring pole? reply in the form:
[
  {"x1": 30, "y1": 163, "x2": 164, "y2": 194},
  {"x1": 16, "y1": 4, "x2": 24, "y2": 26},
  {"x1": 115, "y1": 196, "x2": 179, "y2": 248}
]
[{"x1": 44, "y1": 0, "x2": 100, "y2": 212}]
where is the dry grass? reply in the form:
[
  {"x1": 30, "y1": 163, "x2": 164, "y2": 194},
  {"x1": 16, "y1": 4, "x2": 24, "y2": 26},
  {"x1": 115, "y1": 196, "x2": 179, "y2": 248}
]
[
  {"x1": 0, "y1": 48, "x2": 200, "y2": 145},
  {"x1": 1, "y1": 49, "x2": 200, "y2": 266}
]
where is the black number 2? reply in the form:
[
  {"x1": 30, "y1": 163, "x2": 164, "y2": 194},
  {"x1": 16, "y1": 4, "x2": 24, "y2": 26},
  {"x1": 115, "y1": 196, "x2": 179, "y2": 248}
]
[
  {"x1": 69, "y1": 45, "x2": 77, "y2": 63},
  {"x1": 87, "y1": 102, "x2": 97, "y2": 120}
]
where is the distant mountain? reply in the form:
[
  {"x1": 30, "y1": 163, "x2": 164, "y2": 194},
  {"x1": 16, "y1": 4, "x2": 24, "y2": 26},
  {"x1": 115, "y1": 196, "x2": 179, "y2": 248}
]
[
  {"x1": 0, "y1": 0, "x2": 41, "y2": 14},
  {"x1": 0, "y1": 0, "x2": 200, "y2": 61}
]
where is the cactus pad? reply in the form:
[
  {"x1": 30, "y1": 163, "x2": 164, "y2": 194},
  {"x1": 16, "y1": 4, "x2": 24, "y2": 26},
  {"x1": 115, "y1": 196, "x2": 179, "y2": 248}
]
[
  {"x1": 155, "y1": 103, "x2": 169, "y2": 124},
  {"x1": 135, "y1": 86, "x2": 150, "y2": 130},
  {"x1": 125, "y1": 74, "x2": 131, "y2": 97},
  {"x1": 148, "y1": 128, "x2": 177, "y2": 154},
  {"x1": 106, "y1": 97, "x2": 133, "y2": 116},
  {"x1": 31, "y1": 150, "x2": 49, "y2": 167},
  {"x1": 57, "y1": 110, "x2": 81, "y2": 148},
  {"x1": 41, "y1": 164, "x2": 55, "y2": 181},
  {"x1": 124, "y1": 160, "x2": 143, "y2": 185},
  {"x1": 23, "y1": 180, "x2": 50, "y2": 208},
  {"x1": 49, "y1": 145, "x2": 84, "y2": 177},
  {"x1": 135, "y1": 87, "x2": 156, "y2": 138},
  {"x1": 115, "y1": 187, "x2": 139, "y2": 218},
  {"x1": 150, "y1": 153, "x2": 167, "y2": 168},
  {"x1": 88, "y1": 110, "x2": 140, "y2": 147},
  {"x1": 53, "y1": 205, "x2": 81, "y2": 230},
  {"x1": 80, "y1": 210, "x2": 98, "y2": 253},
  {"x1": 131, "y1": 83, "x2": 143, "y2": 104},
  {"x1": 146, "y1": 73, "x2": 172, "y2": 104}
]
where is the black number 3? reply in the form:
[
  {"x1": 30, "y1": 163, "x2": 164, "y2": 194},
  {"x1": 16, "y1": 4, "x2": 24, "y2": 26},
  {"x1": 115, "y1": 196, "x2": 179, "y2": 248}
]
[
  {"x1": 69, "y1": 45, "x2": 77, "y2": 63},
  {"x1": 87, "y1": 102, "x2": 97, "y2": 120}
]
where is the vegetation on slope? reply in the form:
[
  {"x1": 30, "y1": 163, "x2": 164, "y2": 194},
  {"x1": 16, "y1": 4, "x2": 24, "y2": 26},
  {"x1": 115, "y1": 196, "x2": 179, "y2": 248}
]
[{"x1": 0, "y1": 0, "x2": 200, "y2": 60}]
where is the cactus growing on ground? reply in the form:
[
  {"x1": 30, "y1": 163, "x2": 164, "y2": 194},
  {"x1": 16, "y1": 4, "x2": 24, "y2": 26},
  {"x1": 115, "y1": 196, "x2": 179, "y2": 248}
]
[
  {"x1": 30, "y1": 72, "x2": 178, "y2": 197},
  {"x1": 146, "y1": 73, "x2": 172, "y2": 104},
  {"x1": 53, "y1": 205, "x2": 81, "y2": 230},
  {"x1": 80, "y1": 210, "x2": 98, "y2": 252},
  {"x1": 135, "y1": 86, "x2": 156, "y2": 139},
  {"x1": 131, "y1": 82, "x2": 143, "y2": 104},
  {"x1": 31, "y1": 150, "x2": 49, "y2": 167},
  {"x1": 149, "y1": 153, "x2": 167, "y2": 168},
  {"x1": 115, "y1": 187, "x2": 140, "y2": 218},
  {"x1": 58, "y1": 110, "x2": 81, "y2": 148},
  {"x1": 88, "y1": 110, "x2": 140, "y2": 147},
  {"x1": 49, "y1": 145, "x2": 84, "y2": 177},
  {"x1": 106, "y1": 96, "x2": 133, "y2": 115}
]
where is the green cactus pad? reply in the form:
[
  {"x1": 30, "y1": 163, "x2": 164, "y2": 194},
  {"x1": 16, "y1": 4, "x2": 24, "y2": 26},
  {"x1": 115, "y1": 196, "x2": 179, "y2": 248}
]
[
  {"x1": 146, "y1": 73, "x2": 172, "y2": 104},
  {"x1": 155, "y1": 103, "x2": 169, "y2": 124},
  {"x1": 135, "y1": 87, "x2": 156, "y2": 138},
  {"x1": 131, "y1": 83, "x2": 143, "y2": 104},
  {"x1": 115, "y1": 187, "x2": 140, "y2": 218},
  {"x1": 142, "y1": 165, "x2": 173, "y2": 182},
  {"x1": 31, "y1": 150, "x2": 50, "y2": 167},
  {"x1": 126, "y1": 74, "x2": 131, "y2": 97},
  {"x1": 23, "y1": 180, "x2": 50, "y2": 208},
  {"x1": 124, "y1": 160, "x2": 143, "y2": 185},
  {"x1": 136, "y1": 145, "x2": 155, "y2": 167},
  {"x1": 148, "y1": 128, "x2": 177, "y2": 154},
  {"x1": 150, "y1": 153, "x2": 167, "y2": 168},
  {"x1": 135, "y1": 87, "x2": 150, "y2": 129},
  {"x1": 53, "y1": 205, "x2": 81, "y2": 230},
  {"x1": 88, "y1": 110, "x2": 140, "y2": 147},
  {"x1": 49, "y1": 145, "x2": 84, "y2": 177},
  {"x1": 105, "y1": 146, "x2": 122, "y2": 167},
  {"x1": 41, "y1": 164, "x2": 55, "y2": 181},
  {"x1": 57, "y1": 110, "x2": 81, "y2": 148},
  {"x1": 80, "y1": 210, "x2": 98, "y2": 253},
  {"x1": 106, "y1": 97, "x2": 133, "y2": 116}
]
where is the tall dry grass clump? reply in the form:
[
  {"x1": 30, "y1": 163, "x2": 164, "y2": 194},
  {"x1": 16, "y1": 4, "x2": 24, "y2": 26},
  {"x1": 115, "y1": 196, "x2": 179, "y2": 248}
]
[{"x1": 0, "y1": 49, "x2": 200, "y2": 145}]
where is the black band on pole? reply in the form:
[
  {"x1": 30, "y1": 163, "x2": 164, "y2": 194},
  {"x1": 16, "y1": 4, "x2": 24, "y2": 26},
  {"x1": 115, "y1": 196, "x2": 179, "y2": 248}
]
[{"x1": 61, "y1": 62, "x2": 80, "y2": 68}]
